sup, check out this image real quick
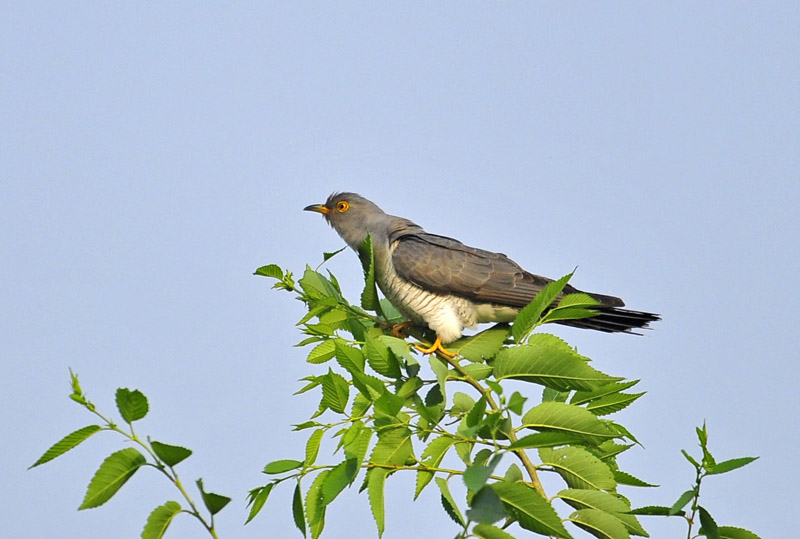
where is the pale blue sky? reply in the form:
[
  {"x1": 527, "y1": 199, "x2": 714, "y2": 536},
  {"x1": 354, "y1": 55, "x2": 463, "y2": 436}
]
[{"x1": 3, "y1": 3, "x2": 798, "y2": 538}]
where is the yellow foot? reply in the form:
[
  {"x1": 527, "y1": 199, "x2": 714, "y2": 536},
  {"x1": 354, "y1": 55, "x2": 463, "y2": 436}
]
[
  {"x1": 413, "y1": 335, "x2": 455, "y2": 357},
  {"x1": 391, "y1": 321, "x2": 415, "y2": 339}
]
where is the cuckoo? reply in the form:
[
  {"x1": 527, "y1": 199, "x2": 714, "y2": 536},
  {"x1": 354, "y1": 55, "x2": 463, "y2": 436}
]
[{"x1": 304, "y1": 192, "x2": 659, "y2": 355}]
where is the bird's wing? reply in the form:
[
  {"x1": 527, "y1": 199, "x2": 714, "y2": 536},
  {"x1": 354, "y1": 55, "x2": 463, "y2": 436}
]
[{"x1": 390, "y1": 231, "x2": 580, "y2": 308}]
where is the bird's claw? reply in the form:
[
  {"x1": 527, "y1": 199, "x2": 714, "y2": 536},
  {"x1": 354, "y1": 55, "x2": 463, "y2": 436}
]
[{"x1": 413, "y1": 335, "x2": 455, "y2": 357}]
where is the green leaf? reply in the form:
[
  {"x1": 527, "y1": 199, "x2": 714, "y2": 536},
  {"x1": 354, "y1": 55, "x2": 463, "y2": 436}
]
[
  {"x1": 79, "y1": 448, "x2": 146, "y2": 509},
  {"x1": 429, "y1": 355, "x2": 449, "y2": 400},
  {"x1": 681, "y1": 448, "x2": 701, "y2": 469},
  {"x1": 297, "y1": 296, "x2": 339, "y2": 325},
  {"x1": 698, "y1": 506, "x2": 720, "y2": 539},
  {"x1": 321, "y1": 458, "x2": 358, "y2": 505},
  {"x1": 307, "y1": 339, "x2": 337, "y2": 364},
  {"x1": 343, "y1": 423, "x2": 373, "y2": 466},
  {"x1": 557, "y1": 489, "x2": 648, "y2": 537},
  {"x1": 613, "y1": 470, "x2": 658, "y2": 488},
  {"x1": 538, "y1": 446, "x2": 616, "y2": 491},
  {"x1": 292, "y1": 482, "x2": 306, "y2": 536},
  {"x1": 323, "y1": 246, "x2": 347, "y2": 262},
  {"x1": 464, "y1": 454, "x2": 503, "y2": 492},
  {"x1": 452, "y1": 392, "x2": 476, "y2": 415},
  {"x1": 508, "y1": 432, "x2": 587, "y2": 450},
  {"x1": 512, "y1": 273, "x2": 573, "y2": 343},
  {"x1": 299, "y1": 266, "x2": 340, "y2": 300},
  {"x1": 369, "y1": 427, "x2": 413, "y2": 465},
  {"x1": 415, "y1": 436, "x2": 457, "y2": 499},
  {"x1": 254, "y1": 264, "x2": 284, "y2": 279},
  {"x1": 368, "y1": 467, "x2": 388, "y2": 537},
  {"x1": 462, "y1": 363, "x2": 493, "y2": 380},
  {"x1": 321, "y1": 369, "x2": 350, "y2": 414},
  {"x1": 335, "y1": 340, "x2": 365, "y2": 373},
  {"x1": 436, "y1": 477, "x2": 465, "y2": 527},
  {"x1": 196, "y1": 478, "x2": 230, "y2": 515},
  {"x1": 715, "y1": 526, "x2": 763, "y2": 539},
  {"x1": 585, "y1": 392, "x2": 645, "y2": 416},
  {"x1": 115, "y1": 388, "x2": 149, "y2": 423},
  {"x1": 306, "y1": 470, "x2": 329, "y2": 539},
  {"x1": 569, "y1": 508, "x2": 630, "y2": 539},
  {"x1": 706, "y1": 456, "x2": 758, "y2": 476},
  {"x1": 491, "y1": 481, "x2": 573, "y2": 537},
  {"x1": 366, "y1": 330, "x2": 402, "y2": 378},
  {"x1": 245, "y1": 483, "x2": 273, "y2": 524},
  {"x1": 629, "y1": 505, "x2": 673, "y2": 516},
  {"x1": 521, "y1": 401, "x2": 615, "y2": 443},
  {"x1": 150, "y1": 441, "x2": 192, "y2": 467},
  {"x1": 358, "y1": 235, "x2": 384, "y2": 316},
  {"x1": 466, "y1": 485, "x2": 506, "y2": 524},
  {"x1": 495, "y1": 334, "x2": 616, "y2": 391},
  {"x1": 669, "y1": 489, "x2": 696, "y2": 515},
  {"x1": 305, "y1": 429, "x2": 324, "y2": 467},
  {"x1": 141, "y1": 501, "x2": 181, "y2": 539},
  {"x1": 504, "y1": 464, "x2": 523, "y2": 483},
  {"x1": 264, "y1": 459, "x2": 304, "y2": 474},
  {"x1": 473, "y1": 523, "x2": 517, "y2": 539},
  {"x1": 507, "y1": 391, "x2": 527, "y2": 415},
  {"x1": 467, "y1": 395, "x2": 488, "y2": 428},
  {"x1": 29, "y1": 425, "x2": 102, "y2": 468},
  {"x1": 448, "y1": 325, "x2": 510, "y2": 362},
  {"x1": 570, "y1": 380, "x2": 641, "y2": 406}
]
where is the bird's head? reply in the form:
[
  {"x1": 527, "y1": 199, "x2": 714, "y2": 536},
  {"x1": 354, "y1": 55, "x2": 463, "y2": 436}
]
[{"x1": 304, "y1": 192, "x2": 386, "y2": 250}]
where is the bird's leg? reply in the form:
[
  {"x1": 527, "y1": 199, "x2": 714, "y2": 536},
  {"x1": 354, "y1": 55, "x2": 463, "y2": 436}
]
[
  {"x1": 413, "y1": 335, "x2": 455, "y2": 357},
  {"x1": 390, "y1": 321, "x2": 415, "y2": 338}
]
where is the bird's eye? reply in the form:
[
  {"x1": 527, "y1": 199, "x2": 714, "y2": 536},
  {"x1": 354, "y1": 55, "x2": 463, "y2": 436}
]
[{"x1": 336, "y1": 201, "x2": 350, "y2": 213}]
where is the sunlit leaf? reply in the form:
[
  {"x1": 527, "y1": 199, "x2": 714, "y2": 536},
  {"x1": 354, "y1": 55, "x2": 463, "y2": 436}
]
[
  {"x1": 491, "y1": 481, "x2": 572, "y2": 537},
  {"x1": 79, "y1": 448, "x2": 145, "y2": 509},
  {"x1": 141, "y1": 501, "x2": 181, "y2": 539},
  {"x1": 29, "y1": 425, "x2": 102, "y2": 468},
  {"x1": 115, "y1": 388, "x2": 149, "y2": 423}
]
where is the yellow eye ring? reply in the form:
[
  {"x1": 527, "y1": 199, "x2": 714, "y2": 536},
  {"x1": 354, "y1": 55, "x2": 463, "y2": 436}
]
[{"x1": 336, "y1": 201, "x2": 350, "y2": 213}]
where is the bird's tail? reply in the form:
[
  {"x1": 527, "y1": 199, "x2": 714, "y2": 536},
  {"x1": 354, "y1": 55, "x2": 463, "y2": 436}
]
[{"x1": 557, "y1": 306, "x2": 661, "y2": 334}]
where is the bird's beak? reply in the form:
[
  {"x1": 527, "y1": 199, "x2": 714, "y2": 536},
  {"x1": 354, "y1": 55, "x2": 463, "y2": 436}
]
[{"x1": 303, "y1": 203, "x2": 330, "y2": 214}]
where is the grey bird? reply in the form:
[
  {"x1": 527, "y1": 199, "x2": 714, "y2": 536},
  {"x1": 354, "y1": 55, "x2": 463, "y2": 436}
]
[{"x1": 304, "y1": 192, "x2": 659, "y2": 355}]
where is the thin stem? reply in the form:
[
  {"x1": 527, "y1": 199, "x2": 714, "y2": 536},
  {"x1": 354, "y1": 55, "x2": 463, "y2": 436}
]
[{"x1": 436, "y1": 351, "x2": 546, "y2": 497}]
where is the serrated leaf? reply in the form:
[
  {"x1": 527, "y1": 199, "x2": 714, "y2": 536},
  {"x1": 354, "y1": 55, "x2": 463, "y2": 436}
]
[
  {"x1": 115, "y1": 388, "x2": 149, "y2": 423},
  {"x1": 558, "y1": 489, "x2": 648, "y2": 537},
  {"x1": 436, "y1": 477, "x2": 465, "y2": 527},
  {"x1": 307, "y1": 340, "x2": 336, "y2": 364},
  {"x1": 495, "y1": 334, "x2": 616, "y2": 391},
  {"x1": 539, "y1": 446, "x2": 616, "y2": 491},
  {"x1": 358, "y1": 235, "x2": 384, "y2": 316},
  {"x1": 305, "y1": 429, "x2": 324, "y2": 467},
  {"x1": 150, "y1": 441, "x2": 192, "y2": 467},
  {"x1": 715, "y1": 526, "x2": 763, "y2": 539},
  {"x1": 321, "y1": 369, "x2": 349, "y2": 414},
  {"x1": 415, "y1": 436, "x2": 456, "y2": 499},
  {"x1": 508, "y1": 431, "x2": 587, "y2": 449},
  {"x1": 321, "y1": 458, "x2": 358, "y2": 505},
  {"x1": 467, "y1": 485, "x2": 506, "y2": 524},
  {"x1": 297, "y1": 296, "x2": 339, "y2": 326},
  {"x1": 196, "y1": 478, "x2": 230, "y2": 515},
  {"x1": 491, "y1": 481, "x2": 573, "y2": 537},
  {"x1": 698, "y1": 506, "x2": 720, "y2": 539},
  {"x1": 323, "y1": 246, "x2": 347, "y2": 262},
  {"x1": 335, "y1": 340, "x2": 365, "y2": 373},
  {"x1": 521, "y1": 401, "x2": 615, "y2": 443},
  {"x1": 613, "y1": 470, "x2": 658, "y2": 488},
  {"x1": 585, "y1": 392, "x2": 645, "y2": 416},
  {"x1": 448, "y1": 325, "x2": 510, "y2": 362},
  {"x1": 628, "y1": 505, "x2": 673, "y2": 516},
  {"x1": 570, "y1": 380, "x2": 641, "y2": 405},
  {"x1": 79, "y1": 448, "x2": 145, "y2": 509},
  {"x1": 462, "y1": 363, "x2": 493, "y2": 380},
  {"x1": 467, "y1": 395, "x2": 487, "y2": 428},
  {"x1": 254, "y1": 264, "x2": 284, "y2": 279},
  {"x1": 473, "y1": 523, "x2": 517, "y2": 539},
  {"x1": 507, "y1": 391, "x2": 527, "y2": 415},
  {"x1": 141, "y1": 501, "x2": 181, "y2": 539},
  {"x1": 245, "y1": 483, "x2": 273, "y2": 524},
  {"x1": 369, "y1": 427, "x2": 413, "y2": 466},
  {"x1": 569, "y1": 508, "x2": 630, "y2": 539},
  {"x1": 366, "y1": 330, "x2": 402, "y2": 378},
  {"x1": 512, "y1": 273, "x2": 573, "y2": 343},
  {"x1": 464, "y1": 454, "x2": 502, "y2": 492},
  {"x1": 264, "y1": 459, "x2": 304, "y2": 474},
  {"x1": 29, "y1": 425, "x2": 102, "y2": 468},
  {"x1": 706, "y1": 456, "x2": 758, "y2": 475},
  {"x1": 306, "y1": 470, "x2": 329, "y2": 539},
  {"x1": 669, "y1": 489, "x2": 696, "y2": 515},
  {"x1": 292, "y1": 482, "x2": 306, "y2": 536},
  {"x1": 368, "y1": 467, "x2": 388, "y2": 537}
]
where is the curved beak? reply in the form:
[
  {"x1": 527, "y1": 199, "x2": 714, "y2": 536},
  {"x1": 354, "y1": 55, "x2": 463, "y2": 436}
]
[{"x1": 303, "y1": 203, "x2": 330, "y2": 214}]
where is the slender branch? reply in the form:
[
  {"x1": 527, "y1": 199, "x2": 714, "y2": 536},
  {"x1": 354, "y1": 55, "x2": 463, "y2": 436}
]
[{"x1": 435, "y1": 351, "x2": 546, "y2": 497}]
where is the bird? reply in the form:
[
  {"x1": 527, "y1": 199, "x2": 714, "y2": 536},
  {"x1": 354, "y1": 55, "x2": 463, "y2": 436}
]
[{"x1": 304, "y1": 192, "x2": 659, "y2": 355}]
